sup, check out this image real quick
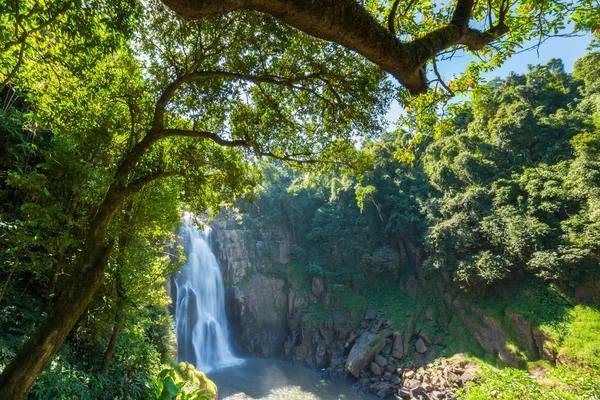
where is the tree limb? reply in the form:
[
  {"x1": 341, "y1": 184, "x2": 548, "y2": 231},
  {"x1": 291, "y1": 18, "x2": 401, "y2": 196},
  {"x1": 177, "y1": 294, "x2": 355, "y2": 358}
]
[
  {"x1": 387, "y1": 0, "x2": 401, "y2": 34},
  {"x1": 159, "y1": 129, "x2": 248, "y2": 147},
  {"x1": 115, "y1": 171, "x2": 180, "y2": 200},
  {"x1": 432, "y1": 58, "x2": 454, "y2": 97},
  {"x1": 161, "y1": 0, "x2": 515, "y2": 94},
  {"x1": 153, "y1": 70, "x2": 322, "y2": 129}
]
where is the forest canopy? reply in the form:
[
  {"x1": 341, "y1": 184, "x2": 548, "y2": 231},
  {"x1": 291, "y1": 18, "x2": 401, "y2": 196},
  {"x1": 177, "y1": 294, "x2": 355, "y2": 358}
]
[{"x1": 1, "y1": 0, "x2": 599, "y2": 398}]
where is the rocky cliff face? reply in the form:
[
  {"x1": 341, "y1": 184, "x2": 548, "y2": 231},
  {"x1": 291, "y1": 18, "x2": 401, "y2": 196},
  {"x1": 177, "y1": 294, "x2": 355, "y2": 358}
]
[
  {"x1": 209, "y1": 214, "x2": 354, "y2": 368},
  {"x1": 208, "y1": 212, "x2": 584, "y2": 399},
  {"x1": 227, "y1": 275, "x2": 288, "y2": 357},
  {"x1": 210, "y1": 215, "x2": 293, "y2": 358}
]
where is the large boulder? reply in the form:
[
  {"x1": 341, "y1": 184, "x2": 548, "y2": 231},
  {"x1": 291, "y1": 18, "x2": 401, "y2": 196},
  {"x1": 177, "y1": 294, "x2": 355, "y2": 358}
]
[
  {"x1": 415, "y1": 338, "x2": 427, "y2": 354},
  {"x1": 365, "y1": 309, "x2": 378, "y2": 320},
  {"x1": 392, "y1": 332, "x2": 404, "y2": 359},
  {"x1": 345, "y1": 332, "x2": 388, "y2": 377},
  {"x1": 375, "y1": 354, "x2": 388, "y2": 367},
  {"x1": 370, "y1": 362, "x2": 385, "y2": 375}
]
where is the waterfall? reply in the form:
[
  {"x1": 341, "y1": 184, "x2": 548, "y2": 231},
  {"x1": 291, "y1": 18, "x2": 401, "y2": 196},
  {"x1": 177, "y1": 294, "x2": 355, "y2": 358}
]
[{"x1": 174, "y1": 213, "x2": 242, "y2": 372}]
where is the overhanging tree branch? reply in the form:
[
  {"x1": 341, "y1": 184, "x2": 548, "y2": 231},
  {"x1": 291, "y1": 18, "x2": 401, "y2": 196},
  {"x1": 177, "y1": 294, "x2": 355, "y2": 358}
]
[
  {"x1": 161, "y1": 0, "x2": 514, "y2": 94},
  {"x1": 159, "y1": 129, "x2": 247, "y2": 147},
  {"x1": 153, "y1": 70, "x2": 323, "y2": 129},
  {"x1": 387, "y1": 0, "x2": 401, "y2": 34}
]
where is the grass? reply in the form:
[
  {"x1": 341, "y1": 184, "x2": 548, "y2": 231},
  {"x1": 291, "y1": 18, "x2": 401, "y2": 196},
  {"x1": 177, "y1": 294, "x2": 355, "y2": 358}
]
[
  {"x1": 441, "y1": 317, "x2": 488, "y2": 360},
  {"x1": 559, "y1": 304, "x2": 600, "y2": 370},
  {"x1": 366, "y1": 287, "x2": 419, "y2": 329},
  {"x1": 456, "y1": 364, "x2": 600, "y2": 400}
]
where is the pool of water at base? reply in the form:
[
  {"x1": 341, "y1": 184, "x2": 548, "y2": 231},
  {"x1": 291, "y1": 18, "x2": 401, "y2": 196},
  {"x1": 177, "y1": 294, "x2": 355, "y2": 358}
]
[{"x1": 208, "y1": 358, "x2": 377, "y2": 400}]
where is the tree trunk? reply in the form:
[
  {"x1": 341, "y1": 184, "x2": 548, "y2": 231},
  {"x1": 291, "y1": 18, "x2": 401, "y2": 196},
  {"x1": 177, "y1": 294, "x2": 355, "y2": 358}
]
[
  {"x1": 0, "y1": 186, "x2": 125, "y2": 398},
  {"x1": 45, "y1": 248, "x2": 64, "y2": 311},
  {"x1": 99, "y1": 301, "x2": 124, "y2": 374},
  {"x1": 0, "y1": 240, "x2": 114, "y2": 399},
  {"x1": 100, "y1": 272, "x2": 125, "y2": 375}
]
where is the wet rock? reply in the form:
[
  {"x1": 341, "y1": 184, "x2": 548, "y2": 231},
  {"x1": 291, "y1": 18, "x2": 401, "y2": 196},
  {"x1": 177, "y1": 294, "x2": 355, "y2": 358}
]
[
  {"x1": 370, "y1": 381, "x2": 393, "y2": 398},
  {"x1": 415, "y1": 338, "x2": 427, "y2": 354},
  {"x1": 229, "y1": 274, "x2": 288, "y2": 357},
  {"x1": 365, "y1": 309, "x2": 378, "y2": 320},
  {"x1": 417, "y1": 329, "x2": 432, "y2": 344},
  {"x1": 345, "y1": 332, "x2": 388, "y2": 377},
  {"x1": 378, "y1": 328, "x2": 394, "y2": 338},
  {"x1": 375, "y1": 354, "x2": 389, "y2": 367},
  {"x1": 383, "y1": 372, "x2": 392, "y2": 381},
  {"x1": 392, "y1": 332, "x2": 405, "y2": 359},
  {"x1": 371, "y1": 362, "x2": 385, "y2": 376},
  {"x1": 392, "y1": 375, "x2": 402, "y2": 385},
  {"x1": 311, "y1": 276, "x2": 325, "y2": 298},
  {"x1": 359, "y1": 377, "x2": 371, "y2": 387},
  {"x1": 397, "y1": 388, "x2": 411, "y2": 399},
  {"x1": 314, "y1": 339, "x2": 328, "y2": 369}
]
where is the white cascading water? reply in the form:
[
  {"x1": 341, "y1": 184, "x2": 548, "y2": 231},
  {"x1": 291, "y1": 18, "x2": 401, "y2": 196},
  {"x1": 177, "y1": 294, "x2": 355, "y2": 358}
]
[{"x1": 174, "y1": 213, "x2": 242, "y2": 372}]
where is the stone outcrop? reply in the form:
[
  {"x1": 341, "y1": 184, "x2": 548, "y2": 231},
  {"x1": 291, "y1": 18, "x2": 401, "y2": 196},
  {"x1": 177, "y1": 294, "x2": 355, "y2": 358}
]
[
  {"x1": 228, "y1": 274, "x2": 288, "y2": 357},
  {"x1": 505, "y1": 309, "x2": 538, "y2": 359},
  {"x1": 211, "y1": 214, "x2": 346, "y2": 367},
  {"x1": 210, "y1": 215, "x2": 293, "y2": 357},
  {"x1": 346, "y1": 332, "x2": 389, "y2": 377},
  {"x1": 347, "y1": 323, "x2": 481, "y2": 400},
  {"x1": 443, "y1": 294, "x2": 561, "y2": 369}
]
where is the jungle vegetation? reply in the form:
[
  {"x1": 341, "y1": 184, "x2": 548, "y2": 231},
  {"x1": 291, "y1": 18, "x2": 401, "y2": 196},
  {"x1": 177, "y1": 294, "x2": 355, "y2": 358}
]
[{"x1": 0, "y1": 0, "x2": 599, "y2": 398}]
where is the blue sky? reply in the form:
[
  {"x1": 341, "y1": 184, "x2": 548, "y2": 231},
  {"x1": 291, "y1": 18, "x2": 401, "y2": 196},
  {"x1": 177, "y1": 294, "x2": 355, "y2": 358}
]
[{"x1": 386, "y1": 33, "x2": 594, "y2": 123}]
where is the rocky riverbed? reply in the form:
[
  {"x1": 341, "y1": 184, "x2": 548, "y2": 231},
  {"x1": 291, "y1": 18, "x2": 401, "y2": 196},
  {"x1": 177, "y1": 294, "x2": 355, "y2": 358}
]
[{"x1": 341, "y1": 310, "x2": 480, "y2": 399}]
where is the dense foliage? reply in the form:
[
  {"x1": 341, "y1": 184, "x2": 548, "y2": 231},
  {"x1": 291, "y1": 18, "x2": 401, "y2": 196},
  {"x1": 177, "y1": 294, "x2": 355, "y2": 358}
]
[
  {"x1": 0, "y1": 0, "x2": 389, "y2": 397},
  {"x1": 235, "y1": 54, "x2": 600, "y2": 395},
  {"x1": 247, "y1": 54, "x2": 600, "y2": 294},
  {"x1": 1, "y1": 0, "x2": 599, "y2": 397}
]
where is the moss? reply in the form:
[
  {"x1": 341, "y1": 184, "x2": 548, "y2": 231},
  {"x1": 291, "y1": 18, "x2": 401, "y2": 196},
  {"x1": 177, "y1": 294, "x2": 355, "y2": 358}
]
[
  {"x1": 442, "y1": 317, "x2": 487, "y2": 360},
  {"x1": 173, "y1": 362, "x2": 218, "y2": 399},
  {"x1": 306, "y1": 311, "x2": 329, "y2": 323},
  {"x1": 366, "y1": 287, "x2": 419, "y2": 329},
  {"x1": 559, "y1": 305, "x2": 600, "y2": 370}
]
